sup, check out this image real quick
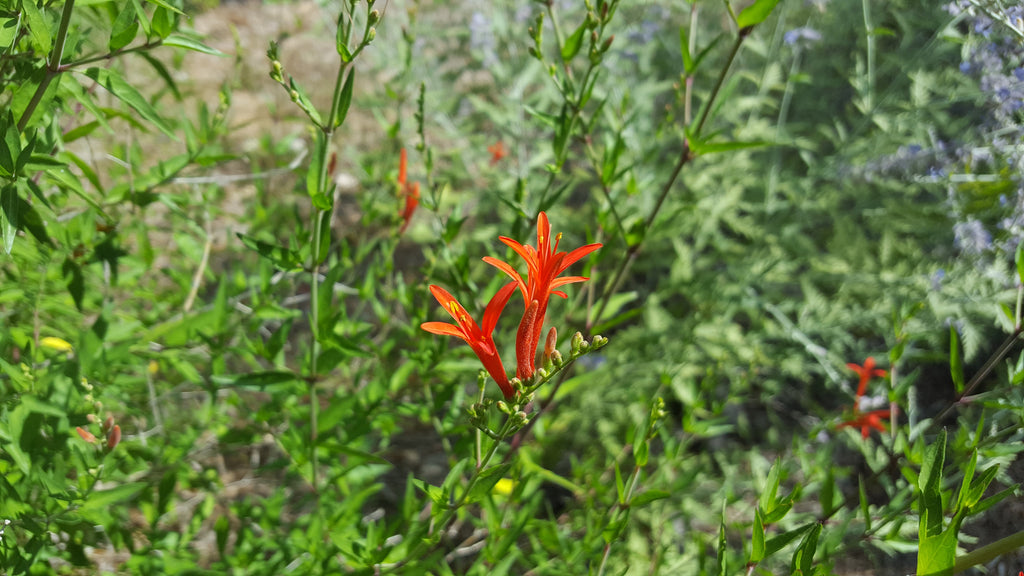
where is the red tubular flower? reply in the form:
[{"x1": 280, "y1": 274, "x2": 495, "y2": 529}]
[
  {"x1": 483, "y1": 212, "x2": 602, "y2": 380},
  {"x1": 421, "y1": 283, "x2": 517, "y2": 398},
  {"x1": 838, "y1": 409, "x2": 892, "y2": 439},
  {"x1": 397, "y1": 148, "x2": 420, "y2": 234},
  {"x1": 488, "y1": 141, "x2": 507, "y2": 166},
  {"x1": 846, "y1": 357, "x2": 888, "y2": 410}
]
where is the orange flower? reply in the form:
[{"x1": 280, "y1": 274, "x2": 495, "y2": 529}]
[
  {"x1": 838, "y1": 356, "x2": 892, "y2": 438},
  {"x1": 846, "y1": 357, "x2": 887, "y2": 410},
  {"x1": 838, "y1": 409, "x2": 891, "y2": 439},
  {"x1": 488, "y1": 141, "x2": 507, "y2": 166},
  {"x1": 483, "y1": 212, "x2": 601, "y2": 380},
  {"x1": 398, "y1": 148, "x2": 420, "y2": 234},
  {"x1": 421, "y1": 283, "x2": 518, "y2": 398}
]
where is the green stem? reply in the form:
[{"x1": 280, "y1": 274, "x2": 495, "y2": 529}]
[
  {"x1": 61, "y1": 39, "x2": 163, "y2": 70},
  {"x1": 694, "y1": 33, "x2": 744, "y2": 138},
  {"x1": 309, "y1": 207, "x2": 324, "y2": 493},
  {"x1": 591, "y1": 31, "x2": 747, "y2": 329},
  {"x1": 18, "y1": 0, "x2": 74, "y2": 131},
  {"x1": 766, "y1": 42, "x2": 803, "y2": 212},
  {"x1": 861, "y1": 0, "x2": 875, "y2": 112},
  {"x1": 384, "y1": 414, "x2": 517, "y2": 572},
  {"x1": 954, "y1": 529, "x2": 1024, "y2": 573}
]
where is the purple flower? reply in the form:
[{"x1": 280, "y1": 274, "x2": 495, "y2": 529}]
[{"x1": 784, "y1": 27, "x2": 822, "y2": 47}]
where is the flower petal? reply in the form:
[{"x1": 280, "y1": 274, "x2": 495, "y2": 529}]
[
  {"x1": 421, "y1": 322, "x2": 468, "y2": 340},
  {"x1": 483, "y1": 257, "x2": 529, "y2": 298},
  {"x1": 557, "y1": 243, "x2": 602, "y2": 273},
  {"x1": 482, "y1": 282, "x2": 517, "y2": 336}
]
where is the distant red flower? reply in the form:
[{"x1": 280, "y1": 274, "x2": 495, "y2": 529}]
[
  {"x1": 483, "y1": 212, "x2": 601, "y2": 380},
  {"x1": 488, "y1": 141, "x2": 507, "y2": 166},
  {"x1": 838, "y1": 409, "x2": 891, "y2": 439},
  {"x1": 421, "y1": 283, "x2": 518, "y2": 398},
  {"x1": 838, "y1": 356, "x2": 892, "y2": 438},
  {"x1": 846, "y1": 357, "x2": 887, "y2": 410},
  {"x1": 397, "y1": 148, "x2": 420, "y2": 234}
]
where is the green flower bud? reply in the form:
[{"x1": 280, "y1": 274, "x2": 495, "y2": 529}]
[
  {"x1": 497, "y1": 400, "x2": 510, "y2": 414},
  {"x1": 366, "y1": 27, "x2": 376, "y2": 43},
  {"x1": 368, "y1": 9, "x2": 380, "y2": 26},
  {"x1": 289, "y1": 89, "x2": 300, "y2": 102},
  {"x1": 571, "y1": 331, "x2": 584, "y2": 355}
]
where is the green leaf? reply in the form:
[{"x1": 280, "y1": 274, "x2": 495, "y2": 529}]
[
  {"x1": 736, "y1": 0, "x2": 782, "y2": 30},
  {"x1": 3, "y1": 183, "x2": 51, "y2": 247},
  {"x1": 211, "y1": 370, "x2": 298, "y2": 390},
  {"x1": 1016, "y1": 241, "x2": 1024, "y2": 286},
  {"x1": 965, "y1": 465, "x2": 999, "y2": 509},
  {"x1": 80, "y1": 483, "x2": 148, "y2": 515},
  {"x1": 466, "y1": 463, "x2": 512, "y2": 502},
  {"x1": 109, "y1": 3, "x2": 139, "y2": 52},
  {"x1": 21, "y1": 0, "x2": 51, "y2": 57},
  {"x1": 858, "y1": 476, "x2": 872, "y2": 532},
  {"x1": 614, "y1": 462, "x2": 625, "y2": 504},
  {"x1": 790, "y1": 522, "x2": 820, "y2": 575},
  {"x1": 750, "y1": 508, "x2": 765, "y2": 563},
  {"x1": 629, "y1": 489, "x2": 670, "y2": 508},
  {"x1": 949, "y1": 325, "x2": 964, "y2": 395},
  {"x1": 162, "y1": 32, "x2": 225, "y2": 56},
  {"x1": 334, "y1": 68, "x2": 355, "y2": 128},
  {"x1": 716, "y1": 503, "x2": 728, "y2": 576},
  {"x1": 138, "y1": 52, "x2": 181, "y2": 100},
  {"x1": 140, "y1": 0, "x2": 184, "y2": 16},
  {"x1": 689, "y1": 139, "x2": 772, "y2": 155},
  {"x1": 236, "y1": 233, "x2": 303, "y2": 271},
  {"x1": 128, "y1": 0, "x2": 151, "y2": 37},
  {"x1": 760, "y1": 458, "x2": 781, "y2": 514},
  {"x1": 62, "y1": 258, "x2": 85, "y2": 310},
  {"x1": 820, "y1": 468, "x2": 835, "y2": 516},
  {"x1": 917, "y1": 511, "x2": 956, "y2": 576},
  {"x1": 764, "y1": 523, "x2": 812, "y2": 558},
  {"x1": 523, "y1": 105, "x2": 559, "y2": 128},
  {"x1": 679, "y1": 25, "x2": 695, "y2": 73},
  {"x1": 560, "y1": 21, "x2": 586, "y2": 62},
  {"x1": 82, "y1": 67, "x2": 176, "y2": 138},
  {"x1": 0, "y1": 184, "x2": 16, "y2": 254},
  {"x1": 151, "y1": 6, "x2": 174, "y2": 39},
  {"x1": 0, "y1": 110, "x2": 19, "y2": 175},
  {"x1": 919, "y1": 430, "x2": 947, "y2": 494}
]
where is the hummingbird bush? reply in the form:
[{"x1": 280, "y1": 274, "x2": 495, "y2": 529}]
[{"x1": 1, "y1": 0, "x2": 1023, "y2": 574}]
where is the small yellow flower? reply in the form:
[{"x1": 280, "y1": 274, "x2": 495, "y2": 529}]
[
  {"x1": 148, "y1": 361, "x2": 159, "y2": 375},
  {"x1": 40, "y1": 337, "x2": 73, "y2": 352},
  {"x1": 493, "y1": 478, "x2": 515, "y2": 496}
]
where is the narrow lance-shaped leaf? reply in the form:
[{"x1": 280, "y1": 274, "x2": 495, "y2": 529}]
[
  {"x1": 679, "y1": 25, "x2": 695, "y2": 73},
  {"x1": 163, "y1": 33, "x2": 226, "y2": 56},
  {"x1": 561, "y1": 21, "x2": 586, "y2": 62},
  {"x1": 109, "y1": 3, "x2": 140, "y2": 52},
  {"x1": 82, "y1": 68, "x2": 176, "y2": 139},
  {"x1": 1, "y1": 184, "x2": 18, "y2": 254},
  {"x1": 950, "y1": 325, "x2": 964, "y2": 394},
  {"x1": 736, "y1": 0, "x2": 783, "y2": 30},
  {"x1": 750, "y1": 508, "x2": 765, "y2": 563},
  {"x1": 334, "y1": 68, "x2": 355, "y2": 128}
]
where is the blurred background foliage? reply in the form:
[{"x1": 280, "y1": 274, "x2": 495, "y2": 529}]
[{"x1": 1, "y1": 0, "x2": 1023, "y2": 573}]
